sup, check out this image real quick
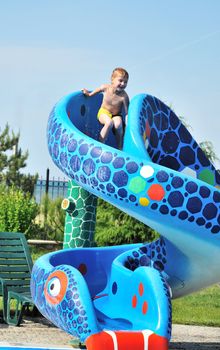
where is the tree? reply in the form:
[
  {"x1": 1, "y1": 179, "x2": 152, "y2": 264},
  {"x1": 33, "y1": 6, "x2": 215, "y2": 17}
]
[
  {"x1": 0, "y1": 184, "x2": 39, "y2": 235},
  {"x1": 95, "y1": 199, "x2": 158, "y2": 246},
  {"x1": 0, "y1": 124, "x2": 38, "y2": 195},
  {"x1": 199, "y1": 141, "x2": 219, "y2": 165}
]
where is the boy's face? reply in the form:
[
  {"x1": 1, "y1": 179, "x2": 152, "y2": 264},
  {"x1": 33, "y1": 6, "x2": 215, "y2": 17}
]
[{"x1": 112, "y1": 74, "x2": 128, "y2": 92}]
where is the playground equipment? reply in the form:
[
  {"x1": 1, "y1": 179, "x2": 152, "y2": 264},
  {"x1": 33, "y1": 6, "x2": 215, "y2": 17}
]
[{"x1": 31, "y1": 91, "x2": 220, "y2": 350}]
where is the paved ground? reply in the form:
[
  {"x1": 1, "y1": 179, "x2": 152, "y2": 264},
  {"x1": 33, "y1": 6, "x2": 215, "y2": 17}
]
[{"x1": 0, "y1": 316, "x2": 220, "y2": 349}]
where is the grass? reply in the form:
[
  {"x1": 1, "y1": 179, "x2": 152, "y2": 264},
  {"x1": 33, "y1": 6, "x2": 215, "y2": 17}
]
[
  {"x1": 29, "y1": 246, "x2": 58, "y2": 262},
  {"x1": 172, "y1": 284, "x2": 220, "y2": 327}
]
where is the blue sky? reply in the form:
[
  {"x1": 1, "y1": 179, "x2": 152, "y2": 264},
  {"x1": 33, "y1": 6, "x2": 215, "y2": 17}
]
[{"x1": 1, "y1": 0, "x2": 220, "y2": 179}]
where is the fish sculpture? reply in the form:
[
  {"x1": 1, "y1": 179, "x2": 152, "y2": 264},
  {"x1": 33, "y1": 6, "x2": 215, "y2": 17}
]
[{"x1": 31, "y1": 92, "x2": 220, "y2": 350}]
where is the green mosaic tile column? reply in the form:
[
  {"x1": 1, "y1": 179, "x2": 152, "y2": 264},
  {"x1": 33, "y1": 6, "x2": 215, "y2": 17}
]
[{"x1": 62, "y1": 180, "x2": 98, "y2": 248}]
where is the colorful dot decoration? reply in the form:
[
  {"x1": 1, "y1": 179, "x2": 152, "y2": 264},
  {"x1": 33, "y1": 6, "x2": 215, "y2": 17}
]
[
  {"x1": 139, "y1": 197, "x2": 150, "y2": 206},
  {"x1": 131, "y1": 282, "x2": 148, "y2": 315},
  {"x1": 138, "y1": 282, "x2": 144, "y2": 296},
  {"x1": 132, "y1": 295, "x2": 137, "y2": 308},
  {"x1": 140, "y1": 165, "x2": 154, "y2": 178},
  {"x1": 147, "y1": 184, "x2": 165, "y2": 201},
  {"x1": 142, "y1": 301, "x2": 148, "y2": 314}
]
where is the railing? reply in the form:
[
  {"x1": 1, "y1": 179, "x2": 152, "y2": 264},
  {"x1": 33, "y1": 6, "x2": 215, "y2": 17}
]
[{"x1": 34, "y1": 176, "x2": 68, "y2": 203}]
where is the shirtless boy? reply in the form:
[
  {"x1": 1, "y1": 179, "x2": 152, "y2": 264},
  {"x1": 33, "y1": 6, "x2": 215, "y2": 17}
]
[{"x1": 82, "y1": 67, "x2": 129, "y2": 150}]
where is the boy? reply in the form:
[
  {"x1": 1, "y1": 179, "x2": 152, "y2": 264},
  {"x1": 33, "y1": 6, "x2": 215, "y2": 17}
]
[{"x1": 82, "y1": 67, "x2": 129, "y2": 150}]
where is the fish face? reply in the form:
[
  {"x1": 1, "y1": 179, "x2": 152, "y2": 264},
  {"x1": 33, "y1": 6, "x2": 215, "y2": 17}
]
[{"x1": 31, "y1": 262, "x2": 99, "y2": 341}]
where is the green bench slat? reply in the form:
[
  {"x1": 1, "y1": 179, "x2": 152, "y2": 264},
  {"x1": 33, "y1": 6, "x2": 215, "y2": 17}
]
[
  {"x1": 0, "y1": 246, "x2": 25, "y2": 252},
  {"x1": 0, "y1": 259, "x2": 30, "y2": 265},
  {"x1": 0, "y1": 232, "x2": 23, "y2": 239},
  {"x1": 8, "y1": 287, "x2": 31, "y2": 294},
  {"x1": 0, "y1": 272, "x2": 31, "y2": 279},
  {"x1": 6, "y1": 287, "x2": 31, "y2": 293},
  {"x1": 0, "y1": 240, "x2": 23, "y2": 246},
  {"x1": 0, "y1": 266, "x2": 30, "y2": 272},
  {"x1": 2, "y1": 279, "x2": 31, "y2": 283},
  {"x1": 0, "y1": 252, "x2": 27, "y2": 258}
]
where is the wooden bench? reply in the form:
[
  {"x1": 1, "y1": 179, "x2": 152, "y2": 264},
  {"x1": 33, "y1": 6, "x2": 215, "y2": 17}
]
[{"x1": 0, "y1": 232, "x2": 35, "y2": 325}]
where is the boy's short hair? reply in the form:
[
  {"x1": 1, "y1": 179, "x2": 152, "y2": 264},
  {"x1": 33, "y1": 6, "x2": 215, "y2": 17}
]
[{"x1": 111, "y1": 67, "x2": 129, "y2": 80}]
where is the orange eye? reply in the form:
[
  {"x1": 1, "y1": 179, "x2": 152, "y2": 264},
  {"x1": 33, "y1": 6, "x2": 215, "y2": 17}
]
[{"x1": 44, "y1": 270, "x2": 68, "y2": 305}]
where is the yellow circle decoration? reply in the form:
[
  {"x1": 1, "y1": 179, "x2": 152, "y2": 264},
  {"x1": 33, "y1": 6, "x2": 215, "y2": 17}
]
[{"x1": 139, "y1": 197, "x2": 150, "y2": 206}]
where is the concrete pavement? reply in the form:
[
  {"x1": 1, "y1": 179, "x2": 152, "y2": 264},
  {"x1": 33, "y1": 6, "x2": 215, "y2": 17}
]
[{"x1": 0, "y1": 316, "x2": 220, "y2": 349}]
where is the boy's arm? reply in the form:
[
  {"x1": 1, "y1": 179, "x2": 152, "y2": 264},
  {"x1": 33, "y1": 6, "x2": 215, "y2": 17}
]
[{"x1": 82, "y1": 84, "x2": 106, "y2": 97}]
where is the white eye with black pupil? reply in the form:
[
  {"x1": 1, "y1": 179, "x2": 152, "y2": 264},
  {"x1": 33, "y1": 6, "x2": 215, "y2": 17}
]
[{"x1": 48, "y1": 277, "x2": 61, "y2": 297}]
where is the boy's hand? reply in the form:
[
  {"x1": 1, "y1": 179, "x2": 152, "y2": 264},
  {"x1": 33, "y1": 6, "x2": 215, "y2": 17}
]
[{"x1": 82, "y1": 88, "x2": 90, "y2": 96}]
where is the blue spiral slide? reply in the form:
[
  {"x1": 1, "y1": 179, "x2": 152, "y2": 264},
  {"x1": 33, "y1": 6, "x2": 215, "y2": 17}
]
[{"x1": 31, "y1": 91, "x2": 220, "y2": 350}]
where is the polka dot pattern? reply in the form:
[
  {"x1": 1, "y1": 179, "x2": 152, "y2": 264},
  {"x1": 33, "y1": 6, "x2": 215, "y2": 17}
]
[{"x1": 124, "y1": 238, "x2": 167, "y2": 272}]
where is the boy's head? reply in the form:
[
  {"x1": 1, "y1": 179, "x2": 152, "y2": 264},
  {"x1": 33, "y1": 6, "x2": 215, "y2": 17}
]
[{"x1": 111, "y1": 67, "x2": 129, "y2": 81}]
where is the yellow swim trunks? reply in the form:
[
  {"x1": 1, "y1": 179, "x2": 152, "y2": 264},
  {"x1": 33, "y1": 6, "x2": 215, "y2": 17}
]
[
  {"x1": 97, "y1": 108, "x2": 122, "y2": 119},
  {"x1": 97, "y1": 107, "x2": 113, "y2": 119}
]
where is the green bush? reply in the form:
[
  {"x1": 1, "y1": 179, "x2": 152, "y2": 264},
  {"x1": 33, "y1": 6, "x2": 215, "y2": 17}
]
[
  {"x1": 35, "y1": 195, "x2": 65, "y2": 241},
  {"x1": 95, "y1": 199, "x2": 158, "y2": 246},
  {"x1": 0, "y1": 185, "x2": 39, "y2": 236}
]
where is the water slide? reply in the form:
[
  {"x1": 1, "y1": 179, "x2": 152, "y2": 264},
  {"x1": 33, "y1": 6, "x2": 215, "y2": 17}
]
[{"x1": 31, "y1": 92, "x2": 220, "y2": 350}]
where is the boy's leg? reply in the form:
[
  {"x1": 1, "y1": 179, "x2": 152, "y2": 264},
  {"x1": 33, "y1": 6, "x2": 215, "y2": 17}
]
[
  {"x1": 98, "y1": 114, "x2": 113, "y2": 143},
  {"x1": 112, "y1": 116, "x2": 123, "y2": 150}
]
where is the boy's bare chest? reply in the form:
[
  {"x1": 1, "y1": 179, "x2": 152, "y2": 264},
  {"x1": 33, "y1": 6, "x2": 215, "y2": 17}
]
[{"x1": 103, "y1": 91, "x2": 124, "y2": 107}]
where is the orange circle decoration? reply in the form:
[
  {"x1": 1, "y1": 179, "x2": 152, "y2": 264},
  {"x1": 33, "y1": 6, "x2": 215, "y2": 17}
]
[
  {"x1": 148, "y1": 184, "x2": 165, "y2": 201},
  {"x1": 142, "y1": 301, "x2": 148, "y2": 314},
  {"x1": 132, "y1": 295, "x2": 138, "y2": 308},
  {"x1": 138, "y1": 282, "x2": 144, "y2": 296},
  {"x1": 44, "y1": 270, "x2": 68, "y2": 305}
]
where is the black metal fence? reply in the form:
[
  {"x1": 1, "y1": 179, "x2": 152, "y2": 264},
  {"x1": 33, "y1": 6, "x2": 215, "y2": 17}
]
[{"x1": 34, "y1": 169, "x2": 68, "y2": 203}]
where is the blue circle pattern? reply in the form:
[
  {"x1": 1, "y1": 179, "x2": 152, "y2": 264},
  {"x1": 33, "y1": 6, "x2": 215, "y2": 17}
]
[{"x1": 140, "y1": 95, "x2": 220, "y2": 185}]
